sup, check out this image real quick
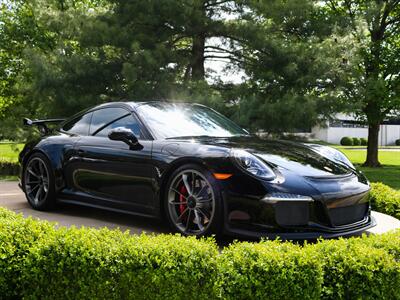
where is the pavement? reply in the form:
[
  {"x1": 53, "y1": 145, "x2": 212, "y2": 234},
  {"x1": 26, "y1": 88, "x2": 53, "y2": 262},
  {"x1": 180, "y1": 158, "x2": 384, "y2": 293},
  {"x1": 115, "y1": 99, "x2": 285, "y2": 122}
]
[
  {"x1": 0, "y1": 181, "x2": 169, "y2": 234},
  {"x1": 0, "y1": 181, "x2": 399, "y2": 237}
]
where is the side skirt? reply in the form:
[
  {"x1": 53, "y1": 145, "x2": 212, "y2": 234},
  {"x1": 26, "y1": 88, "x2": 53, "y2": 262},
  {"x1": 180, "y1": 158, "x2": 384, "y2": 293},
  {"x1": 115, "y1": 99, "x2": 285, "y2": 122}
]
[{"x1": 57, "y1": 198, "x2": 160, "y2": 220}]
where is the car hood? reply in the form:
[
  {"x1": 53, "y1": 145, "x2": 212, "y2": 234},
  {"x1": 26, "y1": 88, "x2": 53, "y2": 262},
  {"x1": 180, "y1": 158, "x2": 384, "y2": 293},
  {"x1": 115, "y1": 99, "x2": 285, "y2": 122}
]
[{"x1": 171, "y1": 135, "x2": 352, "y2": 177}]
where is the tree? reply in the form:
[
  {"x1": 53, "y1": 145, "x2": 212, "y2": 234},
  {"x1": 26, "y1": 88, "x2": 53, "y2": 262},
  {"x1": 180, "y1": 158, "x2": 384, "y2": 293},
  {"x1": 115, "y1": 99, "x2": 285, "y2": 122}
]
[
  {"x1": 225, "y1": 0, "x2": 349, "y2": 134},
  {"x1": 4, "y1": 0, "x2": 392, "y2": 147},
  {"x1": 15, "y1": 0, "x2": 249, "y2": 117},
  {"x1": 0, "y1": 1, "x2": 52, "y2": 115},
  {"x1": 0, "y1": 0, "x2": 58, "y2": 139},
  {"x1": 325, "y1": 0, "x2": 400, "y2": 167}
]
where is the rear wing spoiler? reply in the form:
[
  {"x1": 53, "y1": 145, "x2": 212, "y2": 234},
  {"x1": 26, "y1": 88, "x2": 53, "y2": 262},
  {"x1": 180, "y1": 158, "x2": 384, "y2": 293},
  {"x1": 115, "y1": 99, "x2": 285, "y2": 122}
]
[{"x1": 23, "y1": 118, "x2": 65, "y2": 135}]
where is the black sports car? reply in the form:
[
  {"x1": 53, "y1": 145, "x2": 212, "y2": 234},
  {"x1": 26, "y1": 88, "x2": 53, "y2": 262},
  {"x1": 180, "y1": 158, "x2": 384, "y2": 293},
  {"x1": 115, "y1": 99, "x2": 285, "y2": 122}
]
[{"x1": 19, "y1": 101, "x2": 376, "y2": 239}]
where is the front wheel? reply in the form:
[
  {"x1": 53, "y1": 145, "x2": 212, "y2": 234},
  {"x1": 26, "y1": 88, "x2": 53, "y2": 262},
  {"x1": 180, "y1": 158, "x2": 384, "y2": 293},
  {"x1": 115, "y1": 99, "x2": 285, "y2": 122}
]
[
  {"x1": 165, "y1": 164, "x2": 223, "y2": 237},
  {"x1": 23, "y1": 153, "x2": 56, "y2": 210}
]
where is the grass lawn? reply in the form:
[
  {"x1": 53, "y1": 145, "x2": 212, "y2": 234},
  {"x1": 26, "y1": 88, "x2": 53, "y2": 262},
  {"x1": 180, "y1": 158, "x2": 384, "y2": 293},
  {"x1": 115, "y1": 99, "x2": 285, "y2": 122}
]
[
  {"x1": 0, "y1": 175, "x2": 18, "y2": 181},
  {"x1": 339, "y1": 148, "x2": 400, "y2": 190},
  {"x1": 0, "y1": 143, "x2": 23, "y2": 181},
  {"x1": 0, "y1": 143, "x2": 24, "y2": 163}
]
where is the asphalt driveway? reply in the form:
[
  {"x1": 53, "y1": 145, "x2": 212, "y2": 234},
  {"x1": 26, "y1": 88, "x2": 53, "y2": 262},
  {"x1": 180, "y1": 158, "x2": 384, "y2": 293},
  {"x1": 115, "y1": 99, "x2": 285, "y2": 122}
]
[
  {"x1": 1, "y1": 181, "x2": 399, "y2": 236},
  {"x1": 0, "y1": 181, "x2": 169, "y2": 234}
]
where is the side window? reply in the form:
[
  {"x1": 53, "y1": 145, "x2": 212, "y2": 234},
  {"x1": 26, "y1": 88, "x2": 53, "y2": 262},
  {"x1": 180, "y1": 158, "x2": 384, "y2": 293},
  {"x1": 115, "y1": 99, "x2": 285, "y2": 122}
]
[
  {"x1": 95, "y1": 114, "x2": 144, "y2": 139},
  {"x1": 90, "y1": 108, "x2": 130, "y2": 135},
  {"x1": 62, "y1": 112, "x2": 92, "y2": 136}
]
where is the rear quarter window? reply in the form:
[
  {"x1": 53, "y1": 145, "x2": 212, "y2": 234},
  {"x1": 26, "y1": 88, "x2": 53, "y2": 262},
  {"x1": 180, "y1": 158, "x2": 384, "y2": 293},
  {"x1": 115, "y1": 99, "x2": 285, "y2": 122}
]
[{"x1": 62, "y1": 112, "x2": 93, "y2": 135}]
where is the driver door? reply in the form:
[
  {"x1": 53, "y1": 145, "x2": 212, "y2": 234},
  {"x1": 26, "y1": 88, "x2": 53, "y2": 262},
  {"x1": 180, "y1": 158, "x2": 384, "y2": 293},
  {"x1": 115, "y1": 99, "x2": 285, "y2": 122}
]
[{"x1": 70, "y1": 107, "x2": 156, "y2": 214}]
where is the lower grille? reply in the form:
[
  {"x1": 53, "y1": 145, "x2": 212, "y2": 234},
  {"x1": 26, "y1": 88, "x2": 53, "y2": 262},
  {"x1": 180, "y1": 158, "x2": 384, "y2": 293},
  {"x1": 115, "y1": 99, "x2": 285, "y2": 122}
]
[{"x1": 328, "y1": 203, "x2": 368, "y2": 226}]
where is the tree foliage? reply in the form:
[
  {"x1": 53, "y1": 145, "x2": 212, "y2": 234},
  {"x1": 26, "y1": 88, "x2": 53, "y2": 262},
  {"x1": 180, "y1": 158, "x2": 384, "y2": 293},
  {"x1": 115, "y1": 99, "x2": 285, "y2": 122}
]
[
  {"x1": 230, "y1": 0, "x2": 351, "y2": 133},
  {"x1": 0, "y1": 1, "x2": 52, "y2": 115},
  {"x1": 324, "y1": 0, "x2": 400, "y2": 166},
  {"x1": 0, "y1": 0, "x2": 399, "y2": 168}
]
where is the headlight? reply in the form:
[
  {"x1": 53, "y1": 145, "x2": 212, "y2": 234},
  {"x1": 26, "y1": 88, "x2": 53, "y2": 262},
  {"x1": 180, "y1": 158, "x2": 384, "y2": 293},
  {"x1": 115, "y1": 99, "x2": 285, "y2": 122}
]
[
  {"x1": 232, "y1": 149, "x2": 276, "y2": 180},
  {"x1": 310, "y1": 145, "x2": 355, "y2": 169}
]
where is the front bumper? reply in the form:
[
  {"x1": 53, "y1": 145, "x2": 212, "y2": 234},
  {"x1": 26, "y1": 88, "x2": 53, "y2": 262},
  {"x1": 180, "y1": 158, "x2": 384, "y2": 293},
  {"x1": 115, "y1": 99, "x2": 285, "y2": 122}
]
[
  {"x1": 224, "y1": 214, "x2": 376, "y2": 240},
  {"x1": 222, "y1": 188, "x2": 376, "y2": 240}
]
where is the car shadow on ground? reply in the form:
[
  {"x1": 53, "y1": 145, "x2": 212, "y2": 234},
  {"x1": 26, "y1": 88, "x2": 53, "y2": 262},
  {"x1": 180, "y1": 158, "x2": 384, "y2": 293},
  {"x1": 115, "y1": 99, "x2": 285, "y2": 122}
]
[
  {"x1": 50, "y1": 203, "x2": 255, "y2": 246},
  {"x1": 29, "y1": 202, "x2": 373, "y2": 247},
  {"x1": 50, "y1": 202, "x2": 171, "y2": 235}
]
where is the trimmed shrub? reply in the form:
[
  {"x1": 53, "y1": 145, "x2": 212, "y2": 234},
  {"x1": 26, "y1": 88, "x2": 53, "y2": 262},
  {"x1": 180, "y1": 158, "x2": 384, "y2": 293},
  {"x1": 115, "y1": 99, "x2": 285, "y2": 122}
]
[
  {"x1": 359, "y1": 230, "x2": 400, "y2": 261},
  {"x1": 0, "y1": 210, "x2": 57, "y2": 299},
  {"x1": 360, "y1": 137, "x2": 368, "y2": 146},
  {"x1": 0, "y1": 207, "x2": 18, "y2": 219},
  {"x1": 370, "y1": 182, "x2": 400, "y2": 220},
  {"x1": 1, "y1": 207, "x2": 400, "y2": 299},
  {"x1": 396, "y1": 139, "x2": 400, "y2": 146},
  {"x1": 340, "y1": 136, "x2": 353, "y2": 146},
  {"x1": 21, "y1": 230, "x2": 218, "y2": 300},
  {"x1": 313, "y1": 237, "x2": 400, "y2": 300},
  {"x1": 0, "y1": 160, "x2": 20, "y2": 176},
  {"x1": 0, "y1": 209, "x2": 219, "y2": 300},
  {"x1": 217, "y1": 241, "x2": 322, "y2": 299},
  {"x1": 352, "y1": 137, "x2": 361, "y2": 146}
]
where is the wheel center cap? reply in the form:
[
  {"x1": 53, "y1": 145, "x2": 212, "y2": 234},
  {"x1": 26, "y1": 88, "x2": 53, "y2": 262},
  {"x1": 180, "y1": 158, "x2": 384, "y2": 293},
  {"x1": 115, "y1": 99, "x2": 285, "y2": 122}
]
[{"x1": 187, "y1": 196, "x2": 196, "y2": 209}]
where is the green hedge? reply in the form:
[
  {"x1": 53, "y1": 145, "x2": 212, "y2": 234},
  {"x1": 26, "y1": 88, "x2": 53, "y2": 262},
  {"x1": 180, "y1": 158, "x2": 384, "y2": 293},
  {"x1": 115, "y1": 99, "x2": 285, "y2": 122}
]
[
  {"x1": 0, "y1": 160, "x2": 20, "y2": 176},
  {"x1": 0, "y1": 208, "x2": 218, "y2": 300},
  {"x1": 340, "y1": 136, "x2": 353, "y2": 146},
  {"x1": 23, "y1": 231, "x2": 219, "y2": 300},
  {"x1": 360, "y1": 137, "x2": 368, "y2": 146},
  {"x1": 352, "y1": 137, "x2": 361, "y2": 146},
  {"x1": 314, "y1": 238, "x2": 400, "y2": 300},
  {"x1": 1, "y1": 206, "x2": 400, "y2": 299},
  {"x1": 370, "y1": 182, "x2": 400, "y2": 220},
  {"x1": 217, "y1": 241, "x2": 322, "y2": 299}
]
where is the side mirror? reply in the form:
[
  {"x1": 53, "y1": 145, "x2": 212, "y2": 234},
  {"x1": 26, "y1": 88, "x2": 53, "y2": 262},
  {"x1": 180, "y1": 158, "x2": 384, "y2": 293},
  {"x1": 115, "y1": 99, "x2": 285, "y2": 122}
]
[{"x1": 108, "y1": 127, "x2": 143, "y2": 150}]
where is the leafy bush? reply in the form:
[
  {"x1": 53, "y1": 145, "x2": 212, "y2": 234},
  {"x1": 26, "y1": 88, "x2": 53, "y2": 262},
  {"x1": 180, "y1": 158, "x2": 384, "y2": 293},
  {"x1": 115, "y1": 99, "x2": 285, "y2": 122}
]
[
  {"x1": 360, "y1": 137, "x2": 368, "y2": 146},
  {"x1": 340, "y1": 136, "x2": 353, "y2": 146},
  {"x1": 0, "y1": 210, "x2": 218, "y2": 300},
  {"x1": 360, "y1": 230, "x2": 400, "y2": 261},
  {"x1": 396, "y1": 139, "x2": 400, "y2": 146},
  {"x1": 217, "y1": 241, "x2": 322, "y2": 300},
  {"x1": 1, "y1": 206, "x2": 400, "y2": 299},
  {"x1": 352, "y1": 137, "x2": 361, "y2": 146},
  {"x1": 313, "y1": 237, "x2": 400, "y2": 300},
  {"x1": 0, "y1": 160, "x2": 20, "y2": 176},
  {"x1": 22, "y1": 231, "x2": 218, "y2": 300},
  {"x1": 370, "y1": 182, "x2": 400, "y2": 220},
  {"x1": 0, "y1": 209, "x2": 57, "y2": 299}
]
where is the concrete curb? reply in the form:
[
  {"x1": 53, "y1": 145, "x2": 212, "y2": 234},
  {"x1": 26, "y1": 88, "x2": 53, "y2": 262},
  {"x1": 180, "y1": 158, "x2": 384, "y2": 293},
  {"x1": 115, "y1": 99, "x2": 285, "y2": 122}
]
[{"x1": 367, "y1": 211, "x2": 400, "y2": 235}]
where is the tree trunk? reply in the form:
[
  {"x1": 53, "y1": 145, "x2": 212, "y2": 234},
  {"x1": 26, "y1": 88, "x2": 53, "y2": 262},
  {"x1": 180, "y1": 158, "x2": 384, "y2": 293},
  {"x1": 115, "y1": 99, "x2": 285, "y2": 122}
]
[
  {"x1": 190, "y1": 33, "x2": 206, "y2": 81},
  {"x1": 362, "y1": 8, "x2": 387, "y2": 168},
  {"x1": 189, "y1": 0, "x2": 206, "y2": 81},
  {"x1": 363, "y1": 123, "x2": 381, "y2": 167}
]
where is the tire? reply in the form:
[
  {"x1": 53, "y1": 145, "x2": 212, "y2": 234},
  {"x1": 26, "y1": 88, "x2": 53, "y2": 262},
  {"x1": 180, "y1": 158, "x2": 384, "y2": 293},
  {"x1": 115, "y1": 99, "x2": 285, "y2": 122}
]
[
  {"x1": 164, "y1": 164, "x2": 223, "y2": 237},
  {"x1": 22, "y1": 152, "x2": 56, "y2": 211}
]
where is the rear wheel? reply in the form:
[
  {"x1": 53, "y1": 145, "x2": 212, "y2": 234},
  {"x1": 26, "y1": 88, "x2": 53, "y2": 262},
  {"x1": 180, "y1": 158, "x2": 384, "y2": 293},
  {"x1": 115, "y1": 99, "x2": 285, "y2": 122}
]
[
  {"x1": 165, "y1": 164, "x2": 223, "y2": 237},
  {"x1": 23, "y1": 153, "x2": 56, "y2": 210}
]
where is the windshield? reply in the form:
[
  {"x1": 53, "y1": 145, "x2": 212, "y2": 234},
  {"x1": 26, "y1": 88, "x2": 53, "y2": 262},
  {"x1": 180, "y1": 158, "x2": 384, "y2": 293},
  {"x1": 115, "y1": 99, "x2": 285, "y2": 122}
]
[{"x1": 136, "y1": 102, "x2": 249, "y2": 139}]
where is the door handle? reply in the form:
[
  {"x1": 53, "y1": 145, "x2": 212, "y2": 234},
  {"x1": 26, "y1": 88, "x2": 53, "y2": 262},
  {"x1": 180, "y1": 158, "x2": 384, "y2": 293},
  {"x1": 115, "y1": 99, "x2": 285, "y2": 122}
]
[{"x1": 77, "y1": 149, "x2": 85, "y2": 156}]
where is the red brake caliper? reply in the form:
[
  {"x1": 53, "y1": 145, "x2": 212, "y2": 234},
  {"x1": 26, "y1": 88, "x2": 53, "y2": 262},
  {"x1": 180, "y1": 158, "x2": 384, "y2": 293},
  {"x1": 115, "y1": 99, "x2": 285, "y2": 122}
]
[{"x1": 179, "y1": 184, "x2": 187, "y2": 215}]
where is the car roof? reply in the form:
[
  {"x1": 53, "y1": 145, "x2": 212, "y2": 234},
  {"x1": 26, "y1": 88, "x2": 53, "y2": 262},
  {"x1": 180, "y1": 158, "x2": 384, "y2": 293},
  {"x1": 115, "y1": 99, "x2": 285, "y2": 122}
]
[{"x1": 92, "y1": 101, "x2": 204, "y2": 111}]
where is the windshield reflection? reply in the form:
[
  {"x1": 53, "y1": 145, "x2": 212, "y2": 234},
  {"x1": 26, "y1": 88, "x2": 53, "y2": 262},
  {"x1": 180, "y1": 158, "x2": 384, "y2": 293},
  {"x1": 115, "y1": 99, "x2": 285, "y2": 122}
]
[{"x1": 137, "y1": 102, "x2": 249, "y2": 139}]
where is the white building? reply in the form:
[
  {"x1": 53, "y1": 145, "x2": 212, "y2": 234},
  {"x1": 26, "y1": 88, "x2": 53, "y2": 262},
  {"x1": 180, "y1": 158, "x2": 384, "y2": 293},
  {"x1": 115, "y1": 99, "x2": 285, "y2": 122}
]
[{"x1": 312, "y1": 114, "x2": 400, "y2": 146}]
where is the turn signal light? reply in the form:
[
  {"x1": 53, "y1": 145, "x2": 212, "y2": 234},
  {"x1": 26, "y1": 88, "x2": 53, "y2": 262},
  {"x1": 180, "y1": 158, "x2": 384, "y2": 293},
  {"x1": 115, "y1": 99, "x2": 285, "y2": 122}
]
[{"x1": 213, "y1": 173, "x2": 233, "y2": 180}]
